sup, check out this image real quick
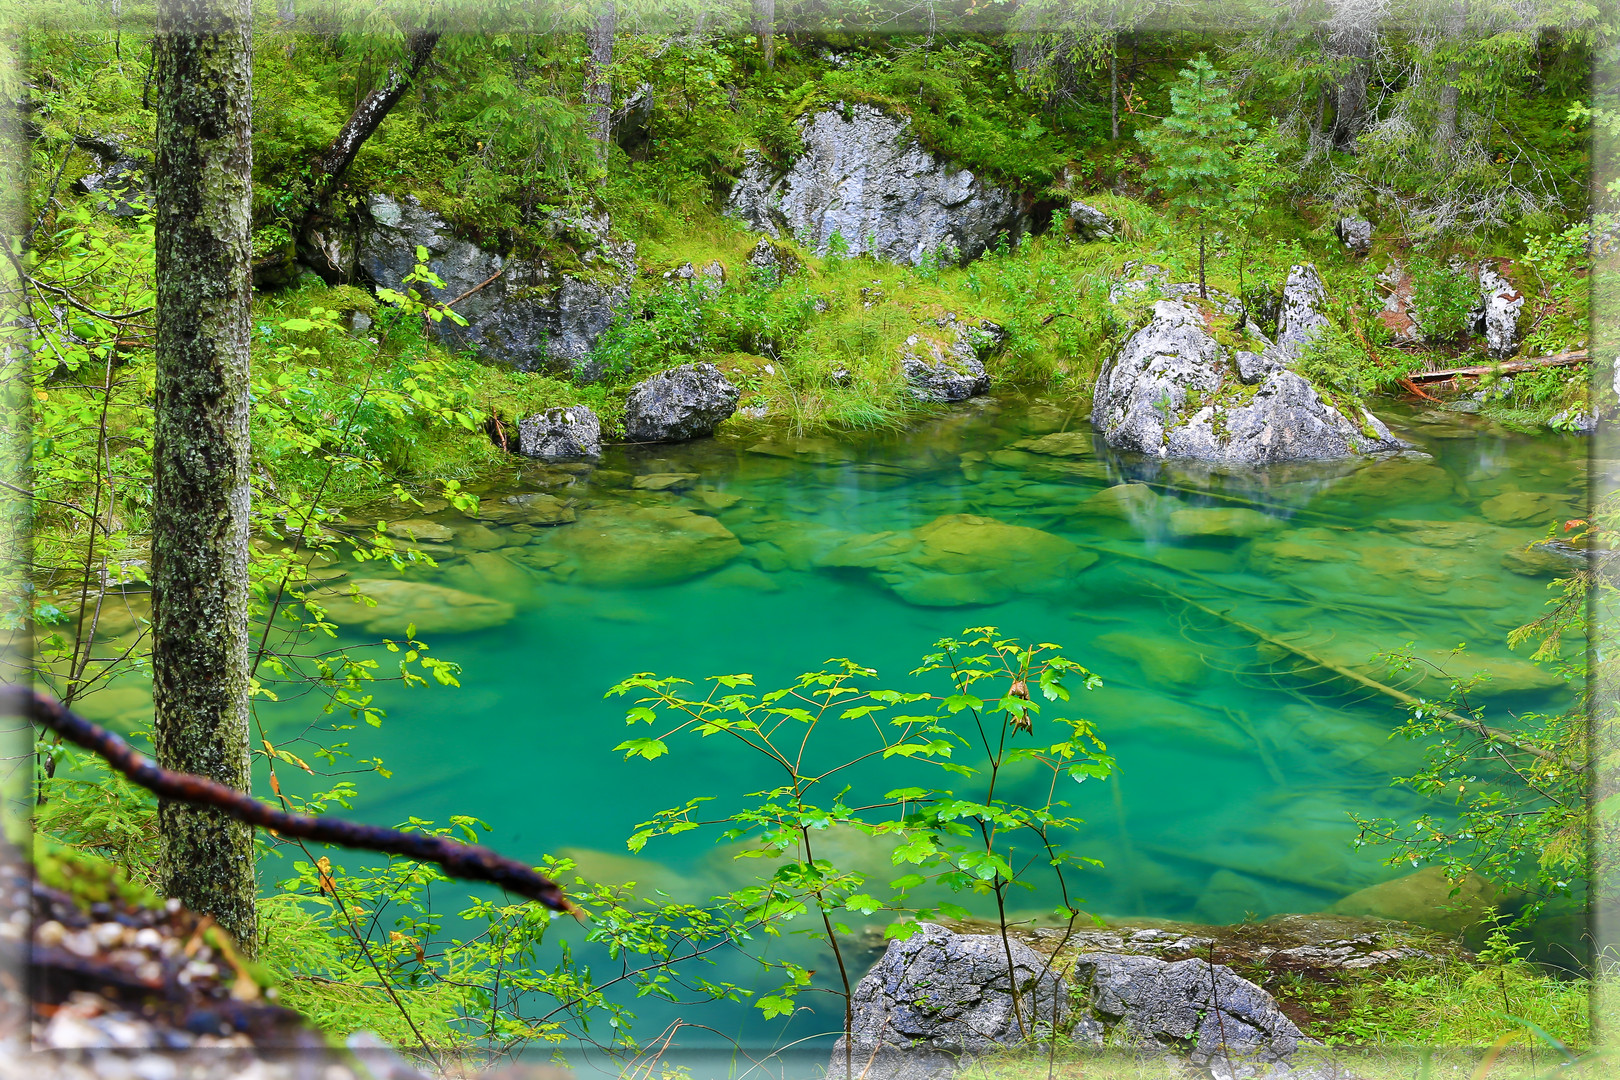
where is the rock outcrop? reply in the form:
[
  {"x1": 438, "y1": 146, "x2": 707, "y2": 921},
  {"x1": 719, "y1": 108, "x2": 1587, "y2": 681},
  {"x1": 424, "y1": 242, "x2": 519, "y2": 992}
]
[
  {"x1": 830, "y1": 922, "x2": 1325, "y2": 1080},
  {"x1": 1473, "y1": 263, "x2": 1524, "y2": 359},
  {"x1": 1335, "y1": 216, "x2": 1372, "y2": 254},
  {"x1": 358, "y1": 194, "x2": 635, "y2": 377},
  {"x1": 1069, "y1": 953, "x2": 1312, "y2": 1071},
  {"x1": 516, "y1": 405, "x2": 602, "y2": 460},
  {"x1": 828, "y1": 923, "x2": 1068, "y2": 1080},
  {"x1": 1091, "y1": 300, "x2": 1406, "y2": 464},
  {"x1": 726, "y1": 103, "x2": 1029, "y2": 266},
  {"x1": 900, "y1": 315, "x2": 1003, "y2": 402},
  {"x1": 73, "y1": 134, "x2": 151, "y2": 218},
  {"x1": 1275, "y1": 263, "x2": 1330, "y2": 359},
  {"x1": 1068, "y1": 200, "x2": 1117, "y2": 242},
  {"x1": 622, "y1": 363, "x2": 741, "y2": 442}
]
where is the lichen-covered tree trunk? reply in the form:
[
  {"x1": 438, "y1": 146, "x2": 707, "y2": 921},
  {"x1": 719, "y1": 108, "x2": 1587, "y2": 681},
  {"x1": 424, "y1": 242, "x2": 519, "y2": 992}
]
[
  {"x1": 753, "y1": 0, "x2": 775, "y2": 71},
  {"x1": 1433, "y1": 62, "x2": 1461, "y2": 163},
  {"x1": 585, "y1": 1, "x2": 616, "y2": 159},
  {"x1": 152, "y1": 0, "x2": 257, "y2": 954}
]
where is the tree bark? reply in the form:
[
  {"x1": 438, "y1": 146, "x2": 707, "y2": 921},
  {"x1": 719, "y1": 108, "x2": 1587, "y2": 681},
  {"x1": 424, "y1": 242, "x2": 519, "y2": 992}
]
[
  {"x1": 585, "y1": 2, "x2": 616, "y2": 159},
  {"x1": 152, "y1": 0, "x2": 257, "y2": 953},
  {"x1": 304, "y1": 27, "x2": 439, "y2": 216},
  {"x1": 1326, "y1": 3, "x2": 1377, "y2": 153},
  {"x1": 1433, "y1": 61, "x2": 1461, "y2": 163},
  {"x1": 1110, "y1": 32, "x2": 1119, "y2": 140},
  {"x1": 753, "y1": 0, "x2": 775, "y2": 71}
]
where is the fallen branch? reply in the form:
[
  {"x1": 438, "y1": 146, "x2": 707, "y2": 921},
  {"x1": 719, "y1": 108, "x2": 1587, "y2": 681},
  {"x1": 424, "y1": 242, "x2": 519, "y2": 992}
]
[
  {"x1": 1398, "y1": 376, "x2": 1439, "y2": 402},
  {"x1": 7, "y1": 686, "x2": 575, "y2": 910},
  {"x1": 1139, "y1": 580, "x2": 1584, "y2": 775},
  {"x1": 446, "y1": 266, "x2": 505, "y2": 308},
  {"x1": 1406, "y1": 349, "x2": 1588, "y2": 383}
]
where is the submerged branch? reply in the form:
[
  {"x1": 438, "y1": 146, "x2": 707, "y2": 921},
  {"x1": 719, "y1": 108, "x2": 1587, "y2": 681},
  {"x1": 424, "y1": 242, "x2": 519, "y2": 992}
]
[{"x1": 8, "y1": 686, "x2": 575, "y2": 911}]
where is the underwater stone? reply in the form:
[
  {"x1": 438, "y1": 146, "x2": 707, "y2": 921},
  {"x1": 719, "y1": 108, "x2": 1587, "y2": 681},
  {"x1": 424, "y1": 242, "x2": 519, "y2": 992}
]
[
  {"x1": 1480, "y1": 489, "x2": 1577, "y2": 527},
  {"x1": 314, "y1": 579, "x2": 516, "y2": 636},
  {"x1": 1330, "y1": 867, "x2": 1501, "y2": 936},
  {"x1": 383, "y1": 519, "x2": 455, "y2": 543},
  {"x1": 552, "y1": 505, "x2": 742, "y2": 586}
]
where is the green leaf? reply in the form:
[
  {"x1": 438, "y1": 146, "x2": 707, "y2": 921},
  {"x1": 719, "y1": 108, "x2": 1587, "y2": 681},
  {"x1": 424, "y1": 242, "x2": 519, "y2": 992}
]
[{"x1": 615, "y1": 738, "x2": 669, "y2": 761}]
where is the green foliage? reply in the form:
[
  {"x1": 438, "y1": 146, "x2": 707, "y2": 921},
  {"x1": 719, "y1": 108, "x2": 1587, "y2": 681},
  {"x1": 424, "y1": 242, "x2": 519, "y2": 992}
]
[
  {"x1": 1293, "y1": 324, "x2": 1427, "y2": 400},
  {"x1": 609, "y1": 628, "x2": 1112, "y2": 1035},
  {"x1": 1519, "y1": 220, "x2": 1595, "y2": 355},
  {"x1": 1407, "y1": 255, "x2": 1481, "y2": 345}
]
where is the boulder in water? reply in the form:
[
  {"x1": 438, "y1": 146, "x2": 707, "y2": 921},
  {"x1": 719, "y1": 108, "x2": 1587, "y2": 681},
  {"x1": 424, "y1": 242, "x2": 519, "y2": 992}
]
[
  {"x1": 1091, "y1": 300, "x2": 1405, "y2": 464},
  {"x1": 622, "y1": 363, "x2": 741, "y2": 443}
]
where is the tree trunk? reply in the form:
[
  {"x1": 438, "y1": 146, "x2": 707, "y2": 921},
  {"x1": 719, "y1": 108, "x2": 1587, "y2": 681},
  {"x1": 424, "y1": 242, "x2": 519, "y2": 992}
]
[
  {"x1": 303, "y1": 27, "x2": 439, "y2": 217},
  {"x1": 152, "y1": 0, "x2": 257, "y2": 954},
  {"x1": 585, "y1": 2, "x2": 616, "y2": 159},
  {"x1": 1110, "y1": 32, "x2": 1119, "y2": 140},
  {"x1": 753, "y1": 0, "x2": 775, "y2": 71},
  {"x1": 1198, "y1": 226, "x2": 1207, "y2": 300},
  {"x1": 1326, "y1": 8, "x2": 1376, "y2": 153},
  {"x1": 1433, "y1": 61, "x2": 1461, "y2": 164}
]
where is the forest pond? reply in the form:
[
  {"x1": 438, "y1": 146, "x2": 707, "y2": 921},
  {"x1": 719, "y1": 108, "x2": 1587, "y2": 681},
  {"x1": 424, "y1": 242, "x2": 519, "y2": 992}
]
[{"x1": 89, "y1": 397, "x2": 1588, "y2": 1055}]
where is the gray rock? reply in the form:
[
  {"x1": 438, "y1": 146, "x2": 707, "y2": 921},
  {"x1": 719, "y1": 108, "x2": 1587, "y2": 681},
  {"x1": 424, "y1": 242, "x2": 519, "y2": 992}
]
[
  {"x1": 1068, "y1": 200, "x2": 1117, "y2": 242},
  {"x1": 1091, "y1": 300, "x2": 1406, "y2": 464},
  {"x1": 1475, "y1": 264, "x2": 1524, "y2": 360},
  {"x1": 1548, "y1": 407, "x2": 1596, "y2": 434},
  {"x1": 900, "y1": 316, "x2": 1002, "y2": 402},
  {"x1": 828, "y1": 922, "x2": 1069, "y2": 1080},
  {"x1": 1070, "y1": 953, "x2": 1312, "y2": 1072},
  {"x1": 1235, "y1": 349, "x2": 1282, "y2": 385},
  {"x1": 1276, "y1": 264, "x2": 1330, "y2": 359},
  {"x1": 73, "y1": 136, "x2": 151, "y2": 218},
  {"x1": 515, "y1": 406, "x2": 602, "y2": 460},
  {"x1": 745, "y1": 237, "x2": 803, "y2": 280},
  {"x1": 1336, "y1": 216, "x2": 1373, "y2": 254},
  {"x1": 358, "y1": 194, "x2": 635, "y2": 376},
  {"x1": 622, "y1": 363, "x2": 740, "y2": 442},
  {"x1": 727, "y1": 104, "x2": 1028, "y2": 266}
]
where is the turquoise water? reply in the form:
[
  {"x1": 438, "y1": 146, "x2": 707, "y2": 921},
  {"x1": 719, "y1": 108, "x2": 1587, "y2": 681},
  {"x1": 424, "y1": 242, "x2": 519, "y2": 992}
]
[{"x1": 80, "y1": 396, "x2": 1586, "y2": 1054}]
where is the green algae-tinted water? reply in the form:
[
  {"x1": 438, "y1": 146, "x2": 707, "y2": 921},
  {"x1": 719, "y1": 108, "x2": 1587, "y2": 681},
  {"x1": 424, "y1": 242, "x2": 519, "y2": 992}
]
[{"x1": 82, "y1": 397, "x2": 1586, "y2": 1056}]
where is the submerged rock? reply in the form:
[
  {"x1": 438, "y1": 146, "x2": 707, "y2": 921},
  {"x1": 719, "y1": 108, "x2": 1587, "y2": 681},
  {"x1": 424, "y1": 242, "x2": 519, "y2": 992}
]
[
  {"x1": 726, "y1": 104, "x2": 1029, "y2": 266},
  {"x1": 516, "y1": 405, "x2": 602, "y2": 461},
  {"x1": 622, "y1": 363, "x2": 741, "y2": 442},
  {"x1": 1480, "y1": 489, "x2": 1577, "y2": 527},
  {"x1": 1330, "y1": 867, "x2": 1501, "y2": 936},
  {"x1": 359, "y1": 194, "x2": 635, "y2": 375},
  {"x1": 1091, "y1": 300, "x2": 1405, "y2": 464},
  {"x1": 551, "y1": 505, "x2": 742, "y2": 586},
  {"x1": 818, "y1": 514, "x2": 1096, "y2": 606},
  {"x1": 827, "y1": 922, "x2": 1068, "y2": 1080},
  {"x1": 315, "y1": 579, "x2": 516, "y2": 636}
]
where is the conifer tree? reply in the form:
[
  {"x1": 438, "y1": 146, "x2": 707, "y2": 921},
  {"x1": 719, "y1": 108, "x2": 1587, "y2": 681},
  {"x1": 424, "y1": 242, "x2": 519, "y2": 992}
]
[{"x1": 1137, "y1": 54, "x2": 1250, "y2": 299}]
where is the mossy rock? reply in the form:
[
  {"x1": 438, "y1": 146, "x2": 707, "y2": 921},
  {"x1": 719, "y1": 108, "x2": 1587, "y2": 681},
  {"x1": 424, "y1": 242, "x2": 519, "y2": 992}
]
[
  {"x1": 1329, "y1": 867, "x2": 1502, "y2": 936},
  {"x1": 314, "y1": 578, "x2": 516, "y2": 636},
  {"x1": 550, "y1": 505, "x2": 743, "y2": 586}
]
